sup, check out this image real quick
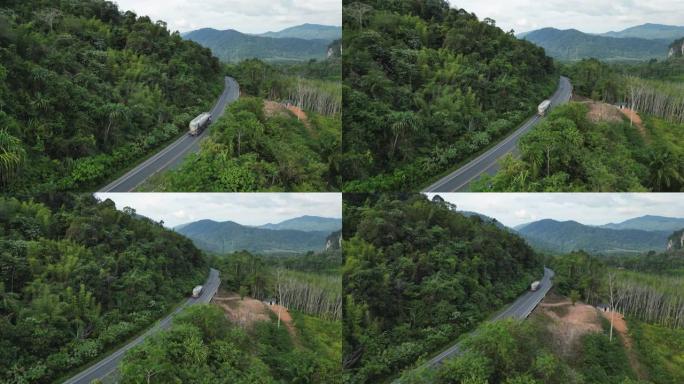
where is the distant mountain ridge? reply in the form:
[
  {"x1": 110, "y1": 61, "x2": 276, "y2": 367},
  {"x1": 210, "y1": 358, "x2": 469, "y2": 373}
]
[
  {"x1": 259, "y1": 23, "x2": 341, "y2": 41},
  {"x1": 258, "y1": 215, "x2": 341, "y2": 232},
  {"x1": 517, "y1": 219, "x2": 670, "y2": 254},
  {"x1": 182, "y1": 27, "x2": 330, "y2": 62},
  {"x1": 600, "y1": 215, "x2": 684, "y2": 232},
  {"x1": 521, "y1": 27, "x2": 670, "y2": 61},
  {"x1": 175, "y1": 219, "x2": 331, "y2": 254},
  {"x1": 601, "y1": 23, "x2": 684, "y2": 40}
]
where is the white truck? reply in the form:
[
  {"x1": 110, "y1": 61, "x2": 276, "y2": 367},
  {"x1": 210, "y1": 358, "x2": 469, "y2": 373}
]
[
  {"x1": 530, "y1": 281, "x2": 541, "y2": 291},
  {"x1": 189, "y1": 112, "x2": 212, "y2": 136},
  {"x1": 192, "y1": 285, "x2": 203, "y2": 298},
  {"x1": 537, "y1": 100, "x2": 551, "y2": 116}
]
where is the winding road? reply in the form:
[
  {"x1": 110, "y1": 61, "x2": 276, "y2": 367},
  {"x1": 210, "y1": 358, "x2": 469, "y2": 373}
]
[
  {"x1": 62, "y1": 268, "x2": 221, "y2": 384},
  {"x1": 425, "y1": 267, "x2": 555, "y2": 367},
  {"x1": 423, "y1": 77, "x2": 572, "y2": 192},
  {"x1": 99, "y1": 76, "x2": 240, "y2": 192}
]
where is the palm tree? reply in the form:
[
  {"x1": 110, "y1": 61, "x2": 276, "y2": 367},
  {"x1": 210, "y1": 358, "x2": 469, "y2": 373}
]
[
  {"x1": 0, "y1": 129, "x2": 25, "y2": 184},
  {"x1": 648, "y1": 150, "x2": 683, "y2": 191},
  {"x1": 389, "y1": 111, "x2": 419, "y2": 158}
]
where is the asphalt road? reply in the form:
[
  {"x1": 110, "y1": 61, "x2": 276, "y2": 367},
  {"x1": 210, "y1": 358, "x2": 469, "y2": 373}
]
[
  {"x1": 99, "y1": 76, "x2": 240, "y2": 192},
  {"x1": 423, "y1": 77, "x2": 573, "y2": 192},
  {"x1": 424, "y1": 267, "x2": 555, "y2": 368},
  {"x1": 62, "y1": 268, "x2": 221, "y2": 384}
]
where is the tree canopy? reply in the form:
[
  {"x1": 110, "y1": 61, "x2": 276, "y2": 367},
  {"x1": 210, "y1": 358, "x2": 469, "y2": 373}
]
[
  {"x1": 341, "y1": 0, "x2": 556, "y2": 191},
  {"x1": 0, "y1": 0, "x2": 222, "y2": 193},
  {"x1": 0, "y1": 195, "x2": 207, "y2": 383}
]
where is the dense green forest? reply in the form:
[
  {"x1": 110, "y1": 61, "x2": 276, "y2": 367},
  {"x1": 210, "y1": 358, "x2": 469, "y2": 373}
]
[
  {"x1": 0, "y1": 195, "x2": 207, "y2": 383},
  {"x1": 343, "y1": 194, "x2": 543, "y2": 383},
  {"x1": 341, "y1": 0, "x2": 556, "y2": 191},
  {"x1": 119, "y1": 303, "x2": 341, "y2": 384},
  {"x1": 0, "y1": 0, "x2": 223, "y2": 194}
]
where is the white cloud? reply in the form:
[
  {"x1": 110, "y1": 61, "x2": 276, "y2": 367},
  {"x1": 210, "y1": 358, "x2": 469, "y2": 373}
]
[
  {"x1": 450, "y1": 0, "x2": 684, "y2": 34},
  {"x1": 94, "y1": 193, "x2": 342, "y2": 228},
  {"x1": 112, "y1": 0, "x2": 341, "y2": 33},
  {"x1": 425, "y1": 193, "x2": 684, "y2": 227}
]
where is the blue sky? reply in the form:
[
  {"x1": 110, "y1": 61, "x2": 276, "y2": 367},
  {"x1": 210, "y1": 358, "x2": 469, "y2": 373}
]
[
  {"x1": 113, "y1": 0, "x2": 341, "y2": 33},
  {"x1": 94, "y1": 193, "x2": 342, "y2": 228},
  {"x1": 426, "y1": 193, "x2": 684, "y2": 227},
  {"x1": 451, "y1": 0, "x2": 683, "y2": 34}
]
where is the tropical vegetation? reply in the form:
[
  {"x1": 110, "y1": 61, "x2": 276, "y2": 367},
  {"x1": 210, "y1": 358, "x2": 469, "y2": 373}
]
[
  {"x1": 0, "y1": 195, "x2": 207, "y2": 383},
  {"x1": 0, "y1": 0, "x2": 223, "y2": 193},
  {"x1": 341, "y1": 0, "x2": 557, "y2": 191}
]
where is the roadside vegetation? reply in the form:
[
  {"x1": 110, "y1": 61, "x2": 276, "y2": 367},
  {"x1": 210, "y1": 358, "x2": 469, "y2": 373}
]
[
  {"x1": 0, "y1": 0, "x2": 222, "y2": 194},
  {"x1": 120, "y1": 246, "x2": 343, "y2": 383},
  {"x1": 342, "y1": 194, "x2": 543, "y2": 383},
  {"x1": 145, "y1": 96, "x2": 340, "y2": 191},
  {"x1": 474, "y1": 58, "x2": 684, "y2": 191},
  {"x1": 341, "y1": 0, "x2": 557, "y2": 191},
  {"x1": 143, "y1": 58, "x2": 342, "y2": 191},
  {"x1": 0, "y1": 195, "x2": 207, "y2": 384}
]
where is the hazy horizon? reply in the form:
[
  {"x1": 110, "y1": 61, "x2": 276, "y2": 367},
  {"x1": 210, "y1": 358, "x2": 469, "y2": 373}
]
[
  {"x1": 94, "y1": 193, "x2": 342, "y2": 228},
  {"x1": 450, "y1": 0, "x2": 683, "y2": 35},
  {"x1": 113, "y1": 0, "x2": 341, "y2": 34},
  {"x1": 427, "y1": 193, "x2": 684, "y2": 228}
]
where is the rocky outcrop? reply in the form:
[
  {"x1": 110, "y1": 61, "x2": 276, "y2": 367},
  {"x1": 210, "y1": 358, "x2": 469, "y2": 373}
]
[
  {"x1": 666, "y1": 228, "x2": 684, "y2": 251},
  {"x1": 325, "y1": 230, "x2": 342, "y2": 250},
  {"x1": 667, "y1": 38, "x2": 684, "y2": 59},
  {"x1": 326, "y1": 39, "x2": 341, "y2": 59}
]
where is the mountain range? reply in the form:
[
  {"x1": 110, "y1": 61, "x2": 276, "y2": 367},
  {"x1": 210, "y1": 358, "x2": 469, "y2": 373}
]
[
  {"x1": 258, "y1": 23, "x2": 341, "y2": 41},
  {"x1": 182, "y1": 24, "x2": 339, "y2": 62},
  {"x1": 600, "y1": 215, "x2": 684, "y2": 232},
  {"x1": 175, "y1": 217, "x2": 335, "y2": 254},
  {"x1": 259, "y1": 215, "x2": 341, "y2": 232},
  {"x1": 515, "y1": 216, "x2": 681, "y2": 254},
  {"x1": 520, "y1": 23, "x2": 684, "y2": 62}
]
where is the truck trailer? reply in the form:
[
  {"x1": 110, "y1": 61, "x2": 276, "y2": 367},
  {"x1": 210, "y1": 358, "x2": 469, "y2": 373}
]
[
  {"x1": 537, "y1": 100, "x2": 551, "y2": 116},
  {"x1": 530, "y1": 281, "x2": 541, "y2": 291},
  {"x1": 192, "y1": 285, "x2": 203, "y2": 298},
  {"x1": 189, "y1": 112, "x2": 212, "y2": 136}
]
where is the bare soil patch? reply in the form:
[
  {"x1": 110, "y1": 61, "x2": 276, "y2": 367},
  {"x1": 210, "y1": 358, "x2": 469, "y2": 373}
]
[
  {"x1": 585, "y1": 101, "x2": 624, "y2": 124},
  {"x1": 212, "y1": 290, "x2": 270, "y2": 328},
  {"x1": 535, "y1": 296, "x2": 602, "y2": 358},
  {"x1": 263, "y1": 100, "x2": 313, "y2": 133}
]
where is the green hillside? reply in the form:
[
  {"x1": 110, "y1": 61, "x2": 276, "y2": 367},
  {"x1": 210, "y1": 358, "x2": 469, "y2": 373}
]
[
  {"x1": 175, "y1": 219, "x2": 331, "y2": 254},
  {"x1": 183, "y1": 28, "x2": 330, "y2": 62},
  {"x1": 343, "y1": 194, "x2": 542, "y2": 383},
  {"x1": 518, "y1": 219, "x2": 669, "y2": 254},
  {"x1": 341, "y1": 0, "x2": 556, "y2": 191},
  {"x1": 0, "y1": 195, "x2": 207, "y2": 384},
  {"x1": 522, "y1": 28, "x2": 670, "y2": 61},
  {"x1": 0, "y1": 0, "x2": 223, "y2": 194}
]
